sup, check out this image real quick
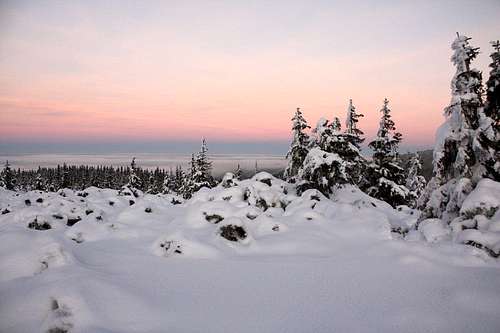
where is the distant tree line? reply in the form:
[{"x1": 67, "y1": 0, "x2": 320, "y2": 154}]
[
  {"x1": 1, "y1": 162, "x2": 169, "y2": 193},
  {"x1": 0, "y1": 139, "x2": 224, "y2": 199}
]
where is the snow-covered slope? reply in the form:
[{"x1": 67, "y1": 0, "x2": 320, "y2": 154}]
[{"x1": 1, "y1": 173, "x2": 499, "y2": 332}]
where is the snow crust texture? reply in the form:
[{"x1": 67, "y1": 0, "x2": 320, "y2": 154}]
[{"x1": 1, "y1": 173, "x2": 500, "y2": 332}]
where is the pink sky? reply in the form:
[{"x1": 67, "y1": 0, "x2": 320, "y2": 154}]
[{"x1": 1, "y1": 1, "x2": 499, "y2": 149}]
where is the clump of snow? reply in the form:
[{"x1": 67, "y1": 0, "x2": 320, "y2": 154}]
[
  {"x1": 460, "y1": 178, "x2": 500, "y2": 218},
  {"x1": 455, "y1": 229, "x2": 500, "y2": 257},
  {"x1": 419, "y1": 218, "x2": 451, "y2": 243},
  {"x1": 220, "y1": 172, "x2": 239, "y2": 188},
  {"x1": 42, "y1": 298, "x2": 74, "y2": 333}
]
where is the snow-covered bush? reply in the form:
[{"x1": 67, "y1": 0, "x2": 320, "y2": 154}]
[
  {"x1": 297, "y1": 148, "x2": 348, "y2": 196},
  {"x1": 242, "y1": 172, "x2": 291, "y2": 211},
  {"x1": 219, "y1": 224, "x2": 247, "y2": 242},
  {"x1": 28, "y1": 216, "x2": 52, "y2": 230}
]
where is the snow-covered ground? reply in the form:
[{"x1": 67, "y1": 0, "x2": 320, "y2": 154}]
[{"x1": 1, "y1": 173, "x2": 499, "y2": 332}]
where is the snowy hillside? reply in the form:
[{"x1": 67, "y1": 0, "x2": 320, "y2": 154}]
[{"x1": 1, "y1": 172, "x2": 499, "y2": 332}]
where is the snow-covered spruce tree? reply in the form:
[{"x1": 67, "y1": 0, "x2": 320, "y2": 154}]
[
  {"x1": 345, "y1": 99, "x2": 365, "y2": 146},
  {"x1": 174, "y1": 166, "x2": 185, "y2": 192},
  {"x1": 331, "y1": 116, "x2": 341, "y2": 132},
  {"x1": 284, "y1": 107, "x2": 310, "y2": 183},
  {"x1": 180, "y1": 141, "x2": 215, "y2": 198},
  {"x1": 363, "y1": 99, "x2": 409, "y2": 207},
  {"x1": 119, "y1": 157, "x2": 142, "y2": 197},
  {"x1": 480, "y1": 40, "x2": 500, "y2": 181},
  {"x1": 195, "y1": 139, "x2": 214, "y2": 182},
  {"x1": 485, "y1": 40, "x2": 500, "y2": 132},
  {"x1": 405, "y1": 153, "x2": 426, "y2": 208},
  {"x1": 180, "y1": 154, "x2": 198, "y2": 199},
  {"x1": 162, "y1": 168, "x2": 176, "y2": 194},
  {"x1": 416, "y1": 35, "x2": 500, "y2": 257},
  {"x1": 235, "y1": 163, "x2": 242, "y2": 180},
  {"x1": 193, "y1": 139, "x2": 215, "y2": 188},
  {"x1": 60, "y1": 163, "x2": 70, "y2": 189},
  {"x1": 313, "y1": 111, "x2": 365, "y2": 186},
  {"x1": 150, "y1": 167, "x2": 165, "y2": 194},
  {"x1": 297, "y1": 117, "x2": 350, "y2": 196},
  {"x1": 343, "y1": 99, "x2": 366, "y2": 185},
  {"x1": 419, "y1": 34, "x2": 498, "y2": 222},
  {"x1": 0, "y1": 160, "x2": 16, "y2": 190},
  {"x1": 34, "y1": 168, "x2": 45, "y2": 191},
  {"x1": 128, "y1": 158, "x2": 142, "y2": 189},
  {"x1": 146, "y1": 174, "x2": 160, "y2": 194},
  {"x1": 319, "y1": 116, "x2": 351, "y2": 166}
]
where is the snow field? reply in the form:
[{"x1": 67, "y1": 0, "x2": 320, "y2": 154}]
[{"x1": 1, "y1": 173, "x2": 500, "y2": 332}]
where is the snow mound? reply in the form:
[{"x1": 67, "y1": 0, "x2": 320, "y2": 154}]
[
  {"x1": 460, "y1": 178, "x2": 500, "y2": 218},
  {"x1": 419, "y1": 218, "x2": 451, "y2": 243}
]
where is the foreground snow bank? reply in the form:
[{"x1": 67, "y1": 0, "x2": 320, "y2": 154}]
[
  {"x1": 448, "y1": 179, "x2": 500, "y2": 257},
  {"x1": 1, "y1": 174, "x2": 500, "y2": 332}
]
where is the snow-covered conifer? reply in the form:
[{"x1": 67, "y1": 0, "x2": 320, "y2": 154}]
[
  {"x1": 419, "y1": 34, "x2": 497, "y2": 221},
  {"x1": 194, "y1": 139, "x2": 214, "y2": 188},
  {"x1": 163, "y1": 168, "x2": 176, "y2": 194},
  {"x1": 146, "y1": 174, "x2": 158, "y2": 194},
  {"x1": 363, "y1": 99, "x2": 409, "y2": 207},
  {"x1": 174, "y1": 166, "x2": 185, "y2": 192},
  {"x1": 297, "y1": 147, "x2": 348, "y2": 196},
  {"x1": 0, "y1": 160, "x2": 16, "y2": 190},
  {"x1": 284, "y1": 108, "x2": 310, "y2": 183},
  {"x1": 34, "y1": 168, "x2": 45, "y2": 191},
  {"x1": 181, "y1": 138, "x2": 215, "y2": 198},
  {"x1": 180, "y1": 154, "x2": 197, "y2": 199},
  {"x1": 485, "y1": 40, "x2": 500, "y2": 128},
  {"x1": 297, "y1": 117, "x2": 350, "y2": 195},
  {"x1": 60, "y1": 163, "x2": 70, "y2": 189},
  {"x1": 405, "y1": 153, "x2": 426, "y2": 208},
  {"x1": 310, "y1": 117, "x2": 342, "y2": 154},
  {"x1": 345, "y1": 99, "x2": 365, "y2": 148},
  {"x1": 181, "y1": 139, "x2": 215, "y2": 200},
  {"x1": 235, "y1": 164, "x2": 242, "y2": 180},
  {"x1": 331, "y1": 116, "x2": 341, "y2": 132},
  {"x1": 149, "y1": 167, "x2": 164, "y2": 194},
  {"x1": 128, "y1": 158, "x2": 142, "y2": 189},
  {"x1": 342, "y1": 99, "x2": 366, "y2": 184},
  {"x1": 119, "y1": 157, "x2": 142, "y2": 197},
  {"x1": 480, "y1": 40, "x2": 500, "y2": 180}
]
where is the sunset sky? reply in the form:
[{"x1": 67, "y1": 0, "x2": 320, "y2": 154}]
[{"x1": 1, "y1": 0, "x2": 499, "y2": 153}]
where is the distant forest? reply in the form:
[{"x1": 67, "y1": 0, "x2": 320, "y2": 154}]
[{"x1": 3, "y1": 149, "x2": 433, "y2": 194}]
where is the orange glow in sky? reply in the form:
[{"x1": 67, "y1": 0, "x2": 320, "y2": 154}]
[{"x1": 1, "y1": 1, "x2": 499, "y2": 149}]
